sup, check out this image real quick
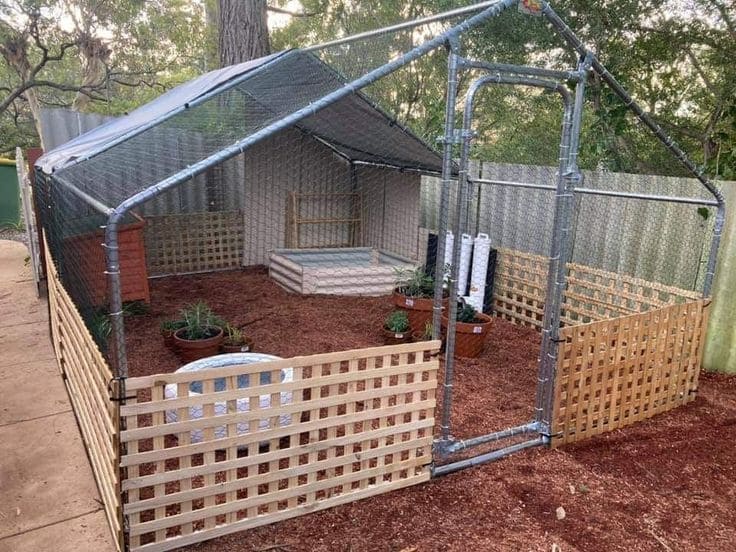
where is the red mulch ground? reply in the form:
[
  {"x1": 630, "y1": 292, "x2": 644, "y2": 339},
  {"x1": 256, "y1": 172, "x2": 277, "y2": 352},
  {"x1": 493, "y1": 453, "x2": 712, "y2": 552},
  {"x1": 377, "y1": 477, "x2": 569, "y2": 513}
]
[{"x1": 124, "y1": 268, "x2": 736, "y2": 552}]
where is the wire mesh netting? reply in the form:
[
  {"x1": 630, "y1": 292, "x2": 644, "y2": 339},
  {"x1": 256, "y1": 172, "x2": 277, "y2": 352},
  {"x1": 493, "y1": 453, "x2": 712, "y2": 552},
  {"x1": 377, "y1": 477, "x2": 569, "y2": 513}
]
[{"x1": 32, "y1": 1, "x2": 718, "y2": 430}]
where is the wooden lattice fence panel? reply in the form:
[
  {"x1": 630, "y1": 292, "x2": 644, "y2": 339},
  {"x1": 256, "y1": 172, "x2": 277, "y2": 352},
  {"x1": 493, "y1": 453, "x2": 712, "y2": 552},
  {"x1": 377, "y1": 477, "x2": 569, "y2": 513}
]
[
  {"x1": 492, "y1": 248, "x2": 700, "y2": 329},
  {"x1": 551, "y1": 300, "x2": 708, "y2": 447},
  {"x1": 144, "y1": 210, "x2": 243, "y2": 276},
  {"x1": 45, "y1": 238, "x2": 123, "y2": 550},
  {"x1": 120, "y1": 341, "x2": 440, "y2": 552}
]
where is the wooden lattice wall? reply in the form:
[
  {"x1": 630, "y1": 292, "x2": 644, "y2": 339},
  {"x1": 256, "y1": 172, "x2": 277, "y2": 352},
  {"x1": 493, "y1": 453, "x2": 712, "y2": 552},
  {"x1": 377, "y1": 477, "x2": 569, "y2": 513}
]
[
  {"x1": 143, "y1": 210, "x2": 244, "y2": 276},
  {"x1": 120, "y1": 341, "x2": 440, "y2": 552},
  {"x1": 46, "y1": 239, "x2": 123, "y2": 550},
  {"x1": 551, "y1": 300, "x2": 708, "y2": 447},
  {"x1": 492, "y1": 248, "x2": 700, "y2": 329}
]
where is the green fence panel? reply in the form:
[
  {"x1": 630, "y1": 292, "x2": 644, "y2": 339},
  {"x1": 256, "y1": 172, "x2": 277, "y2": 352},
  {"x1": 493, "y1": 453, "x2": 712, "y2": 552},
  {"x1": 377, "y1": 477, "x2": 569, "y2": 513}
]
[
  {"x1": 0, "y1": 159, "x2": 20, "y2": 228},
  {"x1": 704, "y1": 185, "x2": 736, "y2": 374}
]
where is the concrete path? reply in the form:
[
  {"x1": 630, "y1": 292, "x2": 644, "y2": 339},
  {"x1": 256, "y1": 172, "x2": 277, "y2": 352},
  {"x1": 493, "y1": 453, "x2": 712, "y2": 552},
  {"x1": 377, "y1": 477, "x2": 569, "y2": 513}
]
[{"x1": 0, "y1": 240, "x2": 114, "y2": 552}]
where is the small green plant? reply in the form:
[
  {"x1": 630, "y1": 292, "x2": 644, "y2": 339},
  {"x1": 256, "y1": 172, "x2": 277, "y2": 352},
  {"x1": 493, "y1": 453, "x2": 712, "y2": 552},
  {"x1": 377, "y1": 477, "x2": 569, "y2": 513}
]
[
  {"x1": 224, "y1": 323, "x2": 246, "y2": 345},
  {"x1": 160, "y1": 318, "x2": 186, "y2": 332},
  {"x1": 421, "y1": 322, "x2": 434, "y2": 340},
  {"x1": 123, "y1": 300, "x2": 149, "y2": 316},
  {"x1": 384, "y1": 310, "x2": 410, "y2": 333},
  {"x1": 178, "y1": 301, "x2": 224, "y2": 340},
  {"x1": 394, "y1": 266, "x2": 435, "y2": 298},
  {"x1": 89, "y1": 309, "x2": 112, "y2": 349},
  {"x1": 456, "y1": 302, "x2": 477, "y2": 323}
]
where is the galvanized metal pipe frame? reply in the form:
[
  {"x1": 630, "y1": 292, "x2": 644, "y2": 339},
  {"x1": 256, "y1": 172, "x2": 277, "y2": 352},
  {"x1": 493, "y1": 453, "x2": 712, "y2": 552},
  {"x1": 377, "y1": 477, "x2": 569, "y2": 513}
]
[
  {"x1": 431, "y1": 39, "x2": 461, "y2": 342},
  {"x1": 471, "y1": 177, "x2": 721, "y2": 207},
  {"x1": 535, "y1": 53, "x2": 593, "y2": 434},
  {"x1": 302, "y1": 1, "x2": 507, "y2": 53},
  {"x1": 437, "y1": 69, "x2": 576, "y2": 453},
  {"x1": 433, "y1": 436, "x2": 548, "y2": 477},
  {"x1": 539, "y1": 1, "x2": 726, "y2": 297},
  {"x1": 103, "y1": 0, "x2": 519, "y2": 382}
]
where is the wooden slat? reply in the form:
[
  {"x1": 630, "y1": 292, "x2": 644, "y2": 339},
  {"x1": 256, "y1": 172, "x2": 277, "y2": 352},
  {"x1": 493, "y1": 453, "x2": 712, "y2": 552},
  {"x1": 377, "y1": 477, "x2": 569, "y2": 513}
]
[
  {"x1": 122, "y1": 342, "x2": 439, "y2": 552},
  {"x1": 551, "y1": 300, "x2": 706, "y2": 446},
  {"x1": 44, "y1": 238, "x2": 123, "y2": 551}
]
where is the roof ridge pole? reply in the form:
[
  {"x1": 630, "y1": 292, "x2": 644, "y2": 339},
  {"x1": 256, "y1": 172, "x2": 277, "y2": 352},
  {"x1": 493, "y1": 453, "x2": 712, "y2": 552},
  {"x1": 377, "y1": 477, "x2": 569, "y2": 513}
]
[
  {"x1": 103, "y1": 0, "x2": 517, "y2": 387},
  {"x1": 540, "y1": 1, "x2": 725, "y2": 296}
]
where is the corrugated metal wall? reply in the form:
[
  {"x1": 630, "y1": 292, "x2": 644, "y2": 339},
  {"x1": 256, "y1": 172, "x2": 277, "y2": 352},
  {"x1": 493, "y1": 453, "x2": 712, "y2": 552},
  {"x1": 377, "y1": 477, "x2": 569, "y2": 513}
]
[
  {"x1": 40, "y1": 108, "x2": 117, "y2": 151},
  {"x1": 421, "y1": 162, "x2": 716, "y2": 291}
]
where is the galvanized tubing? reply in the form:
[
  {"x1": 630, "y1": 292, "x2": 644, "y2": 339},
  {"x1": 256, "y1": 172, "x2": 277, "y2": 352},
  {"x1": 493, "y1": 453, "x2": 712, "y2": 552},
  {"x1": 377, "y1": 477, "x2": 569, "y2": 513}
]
[
  {"x1": 470, "y1": 178, "x2": 720, "y2": 206},
  {"x1": 103, "y1": 0, "x2": 517, "y2": 384},
  {"x1": 303, "y1": 0, "x2": 508, "y2": 53},
  {"x1": 535, "y1": 54, "x2": 592, "y2": 434},
  {"x1": 444, "y1": 422, "x2": 540, "y2": 454},
  {"x1": 439, "y1": 70, "x2": 574, "y2": 449},
  {"x1": 540, "y1": 1, "x2": 725, "y2": 297},
  {"x1": 432, "y1": 437, "x2": 548, "y2": 477},
  {"x1": 432, "y1": 41, "x2": 461, "y2": 345}
]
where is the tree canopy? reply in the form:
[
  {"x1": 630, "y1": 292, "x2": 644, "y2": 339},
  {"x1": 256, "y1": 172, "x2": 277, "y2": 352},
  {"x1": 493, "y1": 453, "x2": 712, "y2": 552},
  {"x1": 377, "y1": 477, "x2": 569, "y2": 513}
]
[{"x1": 1, "y1": 0, "x2": 733, "y2": 179}]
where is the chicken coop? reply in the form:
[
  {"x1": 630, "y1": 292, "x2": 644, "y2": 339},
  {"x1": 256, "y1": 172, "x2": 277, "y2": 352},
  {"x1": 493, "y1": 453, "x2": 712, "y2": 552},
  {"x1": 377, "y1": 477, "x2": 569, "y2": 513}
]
[{"x1": 33, "y1": 2, "x2": 723, "y2": 552}]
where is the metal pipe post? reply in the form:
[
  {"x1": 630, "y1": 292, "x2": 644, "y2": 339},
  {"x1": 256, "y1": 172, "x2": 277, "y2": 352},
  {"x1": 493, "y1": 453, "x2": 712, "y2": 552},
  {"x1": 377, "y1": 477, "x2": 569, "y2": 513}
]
[
  {"x1": 432, "y1": 41, "x2": 461, "y2": 341},
  {"x1": 534, "y1": 54, "x2": 592, "y2": 434}
]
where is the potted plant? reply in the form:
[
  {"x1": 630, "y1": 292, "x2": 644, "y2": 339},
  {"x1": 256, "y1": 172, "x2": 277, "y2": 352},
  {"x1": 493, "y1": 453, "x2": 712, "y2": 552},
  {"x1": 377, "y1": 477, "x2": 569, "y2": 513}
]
[
  {"x1": 221, "y1": 323, "x2": 255, "y2": 353},
  {"x1": 160, "y1": 319, "x2": 186, "y2": 350},
  {"x1": 382, "y1": 310, "x2": 412, "y2": 345},
  {"x1": 412, "y1": 321, "x2": 434, "y2": 343},
  {"x1": 173, "y1": 301, "x2": 225, "y2": 363},
  {"x1": 441, "y1": 301, "x2": 492, "y2": 358},
  {"x1": 392, "y1": 266, "x2": 447, "y2": 332}
]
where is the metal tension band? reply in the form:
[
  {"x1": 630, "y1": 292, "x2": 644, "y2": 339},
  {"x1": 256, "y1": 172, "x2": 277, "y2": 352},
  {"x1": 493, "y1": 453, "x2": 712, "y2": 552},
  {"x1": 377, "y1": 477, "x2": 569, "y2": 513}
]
[{"x1": 107, "y1": 377, "x2": 135, "y2": 403}]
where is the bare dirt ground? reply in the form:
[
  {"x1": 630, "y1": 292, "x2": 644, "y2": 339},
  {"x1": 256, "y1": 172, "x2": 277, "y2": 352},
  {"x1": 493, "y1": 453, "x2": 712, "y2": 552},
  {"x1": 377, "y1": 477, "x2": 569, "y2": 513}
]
[{"x1": 125, "y1": 268, "x2": 736, "y2": 552}]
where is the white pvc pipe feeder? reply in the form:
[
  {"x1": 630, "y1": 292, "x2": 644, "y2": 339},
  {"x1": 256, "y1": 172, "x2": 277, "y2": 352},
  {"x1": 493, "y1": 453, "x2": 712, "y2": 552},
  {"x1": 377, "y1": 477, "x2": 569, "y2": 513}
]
[
  {"x1": 469, "y1": 233, "x2": 492, "y2": 309},
  {"x1": 457, "y1": 233, "x2": 473, "y2": 297},
  {"x1": 443, "y1": 231, "x2": 454, "y2": 274},
  {"x1": 164, "y1": 353, "x2": 294, "y2": 443}
]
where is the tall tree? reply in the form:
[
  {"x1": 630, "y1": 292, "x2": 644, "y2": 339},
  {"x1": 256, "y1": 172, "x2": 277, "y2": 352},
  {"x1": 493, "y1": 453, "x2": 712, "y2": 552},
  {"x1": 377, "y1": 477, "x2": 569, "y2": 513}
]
[
  {"x1": 0, "y1": 0, "x2": 205, "y2": 154},
  {"x1": 218, "y1": 0, "x2": 270, "y2": 66}
]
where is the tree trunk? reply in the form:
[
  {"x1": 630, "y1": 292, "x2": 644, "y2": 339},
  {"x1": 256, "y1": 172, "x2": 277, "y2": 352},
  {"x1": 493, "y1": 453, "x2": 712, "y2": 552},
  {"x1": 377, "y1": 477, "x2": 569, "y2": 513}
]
[
  {"x1": 71, "y1": 35, "x2": 110, "y2": 111},
  {"x1": 218, "y1": 0, "x2": 270, "y2": 67}
]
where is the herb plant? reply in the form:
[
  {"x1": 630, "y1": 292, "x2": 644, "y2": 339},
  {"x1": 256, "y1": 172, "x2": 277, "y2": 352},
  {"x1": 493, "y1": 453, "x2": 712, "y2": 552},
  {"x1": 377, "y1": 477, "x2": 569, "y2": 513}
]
[{"x1": 384, "y1": 310, "x2": 410, "y2": 333}]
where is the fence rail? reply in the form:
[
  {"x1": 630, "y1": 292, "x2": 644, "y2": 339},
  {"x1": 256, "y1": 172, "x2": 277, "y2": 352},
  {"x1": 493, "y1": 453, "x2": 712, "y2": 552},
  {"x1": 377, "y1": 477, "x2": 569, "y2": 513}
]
[
  {"x1": 45, "y1": 238, "x2": 123, "y2": 550},
  {"x1": 121, "y1": 341, "x2": 440, "y2": 552}
]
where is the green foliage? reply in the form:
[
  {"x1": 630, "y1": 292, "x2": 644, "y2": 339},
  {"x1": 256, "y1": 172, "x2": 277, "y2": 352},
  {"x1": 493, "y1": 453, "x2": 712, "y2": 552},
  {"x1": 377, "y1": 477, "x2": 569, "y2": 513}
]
[
  {"x1": 160, "y1": 318, "x2": 186, "y2": 332},
  {"x1": 224, "y1": 323, "x2": 246, "y2": 345},
  {"x1": 456, "y1": 302, "x2": 477, "y2": 323},
  {"x1": 384, "y1": 310, "x2": 410, "y2": 333},
  {"x1": 272, "y1": 0, "x2": 735, "y2": 178},
  {"x1": 394, "y1": 266, "x2": 435, "y2": 298},
  {"x1": 89, "y1": 309, "x2": 112, "y2": 349},
  {"x1": 178, "y1": 301, "x2": 224, "y2": 340}
]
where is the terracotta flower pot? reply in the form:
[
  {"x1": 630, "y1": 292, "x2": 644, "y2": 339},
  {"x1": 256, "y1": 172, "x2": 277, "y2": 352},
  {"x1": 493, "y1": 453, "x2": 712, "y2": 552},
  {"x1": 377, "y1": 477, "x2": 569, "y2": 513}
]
[
  {"x1": 392, "y1": 290, "x2": 448, "y2": 333},
  {"x1": 221, "y1": 336, "x2": 255, "y2": 354},
  {"x1": 382, "y1": 327, "x2": 413, "y2": 345},
  {"x1": 173, "y1": 326, "x2": 224, "y2": 363},
  {"x1": 441, "y1": 312, "x2": 493, "y2": 358}
]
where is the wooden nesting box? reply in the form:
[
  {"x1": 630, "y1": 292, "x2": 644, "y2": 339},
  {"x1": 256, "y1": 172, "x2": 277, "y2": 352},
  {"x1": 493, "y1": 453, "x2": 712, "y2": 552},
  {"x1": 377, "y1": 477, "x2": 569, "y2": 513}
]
[{"x1": 63, "y1": 214, "x2": 150, "y2": 306}]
